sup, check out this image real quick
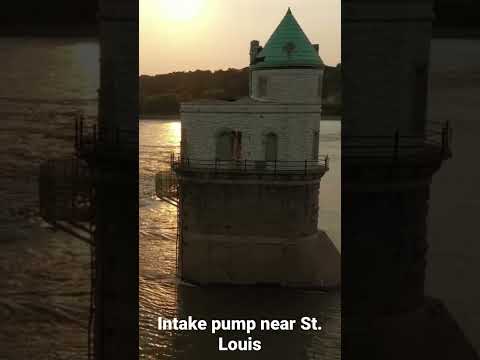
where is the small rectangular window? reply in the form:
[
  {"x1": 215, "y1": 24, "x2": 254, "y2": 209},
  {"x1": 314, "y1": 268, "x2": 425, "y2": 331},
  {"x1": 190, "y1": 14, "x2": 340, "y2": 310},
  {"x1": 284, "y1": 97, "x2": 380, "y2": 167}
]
[
  {"x1": 312, "y1": 131, "x2": 320, "y2": 160},
  {"x1": 413, "y1": 64, "x2": 428, "y2": 133},
  {"x1": 318, "y1": 74, "x2": 323, "y2": 97},
  {"x1": 258, "y1": 77, "x2": 267, "y2": 97},
  {"x1": 180, "y1": 128, "x2": 188, "y2": 158}
]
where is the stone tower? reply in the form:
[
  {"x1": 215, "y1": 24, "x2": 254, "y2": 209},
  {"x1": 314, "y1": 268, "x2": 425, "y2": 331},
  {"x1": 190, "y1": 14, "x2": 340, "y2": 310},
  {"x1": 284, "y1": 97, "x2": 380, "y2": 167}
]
[
  {"x1": 342, "y1": 1, "x2": 477, "y2": 358},
  {"x1": 94, "y1": 1, "x2": 138, "y2": 359},
  {"x1": 250, "y1": 8, "x2": 325, "y2": 103},
  {"x1": 175, "y1": 8, "x2": 340, "y2": 288}
]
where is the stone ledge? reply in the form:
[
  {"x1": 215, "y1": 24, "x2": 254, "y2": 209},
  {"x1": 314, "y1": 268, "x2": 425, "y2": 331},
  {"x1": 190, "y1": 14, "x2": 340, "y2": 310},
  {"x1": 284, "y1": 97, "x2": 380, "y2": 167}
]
[{"x1": 180, "y1": 230, "x2": 340, "y2": 289}]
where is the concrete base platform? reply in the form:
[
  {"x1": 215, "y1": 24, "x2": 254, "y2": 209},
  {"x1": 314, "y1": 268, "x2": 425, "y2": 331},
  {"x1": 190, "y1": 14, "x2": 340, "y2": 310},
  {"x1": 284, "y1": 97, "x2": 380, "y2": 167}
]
[
  {"x1": 180, "y1": 229, "x2": 340, "y2": 289},
  {"x1": 345, "y1": 297, "x2": 479, "y2": 359}
]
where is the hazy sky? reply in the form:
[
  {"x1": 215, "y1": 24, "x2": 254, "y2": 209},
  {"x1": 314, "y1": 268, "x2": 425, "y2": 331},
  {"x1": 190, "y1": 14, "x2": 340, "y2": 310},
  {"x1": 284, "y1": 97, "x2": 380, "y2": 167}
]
[{"x1": 140, "y1": 0, "x2": 341, "y2": 75}]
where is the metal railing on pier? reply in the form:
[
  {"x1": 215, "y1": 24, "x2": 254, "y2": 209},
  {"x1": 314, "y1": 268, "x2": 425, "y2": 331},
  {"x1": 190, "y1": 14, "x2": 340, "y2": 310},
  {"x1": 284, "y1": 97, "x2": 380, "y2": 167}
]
[
  {"x1": 155, "y1": 171, "x2": 178, "y2": 206},
  {"x1": 39, "y1": 158, "x2": 94, "y2": 244},
  {"x1": 154, "y1": 153, "x2": 329, "y2": 206},
  {"x1": 74, "y1": 112, "x2": 138, "y2": 157},
  {"x1": 171, "y1": 154, "x2": 329, "y2": 176},
  {"x1": 40, "y1": 111, "x2": 139, "y2": 360},
  {"x1": 342, "y1": 121, "x2": 452, "y2": 162}
]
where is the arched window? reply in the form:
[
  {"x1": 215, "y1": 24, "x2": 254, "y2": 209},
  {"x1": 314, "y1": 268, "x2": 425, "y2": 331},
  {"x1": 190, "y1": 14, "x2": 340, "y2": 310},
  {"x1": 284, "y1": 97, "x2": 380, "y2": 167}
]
[
  {"x1": 180, "y1": 127, "x2": 188, "y2": 158},
  {"x1": 312, "y1": 131, "x2": 320, "y2": 160},
  {"x1": 264, "y1": 132, "x2": 278, "y2": 161},
  {"x1": 258, "y1": 76, "x2": 268, "y2": 97},
  {"x1": 412, "y1": 64, "x2": 428, "y2": 133},
  {"x1": 216, "y1": 130, "x2": 243, "y2": 161},
  {"x1": 318, "y1": 74, "x2": 323, "y2": 98},
  {"x1": 216, "y1": 131, "x2": 234, "y2": 160}
]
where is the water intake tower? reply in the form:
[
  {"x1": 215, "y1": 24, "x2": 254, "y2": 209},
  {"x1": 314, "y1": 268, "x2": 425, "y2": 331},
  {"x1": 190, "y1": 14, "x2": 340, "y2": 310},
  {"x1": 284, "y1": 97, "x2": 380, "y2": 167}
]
[{"x1": 160, "y1": 8, "x2": 340, "y2": 288}]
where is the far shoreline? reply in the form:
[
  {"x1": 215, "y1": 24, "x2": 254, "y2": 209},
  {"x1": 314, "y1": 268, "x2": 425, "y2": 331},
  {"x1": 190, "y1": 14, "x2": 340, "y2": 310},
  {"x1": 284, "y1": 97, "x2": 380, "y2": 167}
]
[
  {"x1": 139, "y1": 113, "x2": 342, "y2": 121},
  {"x1": 140, "y1": 114, "x2": 180, "y2": 121}
]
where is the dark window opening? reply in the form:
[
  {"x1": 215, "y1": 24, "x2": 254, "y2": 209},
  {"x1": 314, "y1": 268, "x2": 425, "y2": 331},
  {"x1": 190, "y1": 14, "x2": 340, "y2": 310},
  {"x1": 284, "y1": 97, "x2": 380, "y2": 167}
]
[
  {"x1": 180, "y1": 127, "x2": 188, "y2": 158},
  {"x1": 413, "y1": 64, "x2": 428, "y2": 133},
  {"x1": 318, "y1": 74, "x2": 323, "y2": 97},
  {"x1": 312, "y1": 131, "x2": 320, "y2": 160},
  {"x1": 216, "y1": 131, "x2": 242, "y2": 161},
  {"x1": 258, "y1": 77, "x2": 268, "y2": 97},
  {"x1": 264, "y1": 132, "x2": 278, "y2": 161}
]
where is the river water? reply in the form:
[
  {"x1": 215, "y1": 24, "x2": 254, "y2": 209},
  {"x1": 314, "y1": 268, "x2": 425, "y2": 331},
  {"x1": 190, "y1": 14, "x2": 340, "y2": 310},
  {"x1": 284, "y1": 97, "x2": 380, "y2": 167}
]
[
  {"x1": 0, "y1": 37, "x2": 99, "y2": 359},
  {"x1": 139, "y1": 119, "x2": 341, "y2": 359},
  {"x1": 0, "y1": 37, "x2": 340, "y2": 359}
]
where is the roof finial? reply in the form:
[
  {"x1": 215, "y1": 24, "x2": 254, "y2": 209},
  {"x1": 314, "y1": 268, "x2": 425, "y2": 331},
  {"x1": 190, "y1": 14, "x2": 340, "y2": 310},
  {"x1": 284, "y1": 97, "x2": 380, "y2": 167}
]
[{"x1": 287, "y1": 7, "x2": 292, "y2": 15}]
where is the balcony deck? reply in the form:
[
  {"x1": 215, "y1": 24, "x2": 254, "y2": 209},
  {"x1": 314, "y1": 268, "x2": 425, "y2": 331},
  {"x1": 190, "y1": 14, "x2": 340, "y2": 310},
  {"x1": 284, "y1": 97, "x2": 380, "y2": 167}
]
[
  {"x1": 342, "y1": 121, "x2": 452, "y2": 165},
  {"x1": 155, "y1": 155, "x2": 329, "y2": 203},
  {"x1": 172, "y1": 156, "x2": 329, "y2": 178},
  {"x1": 74, "y1": 115, "x2": 138, "y2": 162},
  {"x1": 38, "y1": 158, "x2": 94, "y2": 244}
]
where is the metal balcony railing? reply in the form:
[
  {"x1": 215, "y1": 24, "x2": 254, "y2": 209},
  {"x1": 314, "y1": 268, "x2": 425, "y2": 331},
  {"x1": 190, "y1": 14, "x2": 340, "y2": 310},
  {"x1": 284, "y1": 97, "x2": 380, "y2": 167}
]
[
  {"x1": 39, "y1": 158, "x2": 94, "y2": 245},
  {"x1": 171, "y1": 153, "x2": 329, "y2": 176},
  {"x1": 74, "y1": 113, "x2": 138, "y2": 157},
  {"x1": 154, "y1": 154, "x2": 329, "y2": 206},
  {"x1": 155, "y1": 170, "x2": 178, "y2": 206},
  {"x1": 342, "y1": 121, "x2": 452, "y2": 162}
]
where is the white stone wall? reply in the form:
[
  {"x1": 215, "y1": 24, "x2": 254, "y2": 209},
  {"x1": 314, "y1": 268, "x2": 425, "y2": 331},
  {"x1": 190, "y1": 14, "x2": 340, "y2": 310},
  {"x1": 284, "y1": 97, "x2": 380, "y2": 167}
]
[
  {"x1": 181, "y1": 230, "x2": 340, "y2": 287},
  {"x1": 343, "y1": 2, "x2": 434, "y2": 136},
  {"x1": 251, "y1": 68, "x2": 324, "y2": 103},
  {"x1": 99, "y1": 19, "x2": 138, "y2": 132},
  {"x1": 181, "y1": 103, "x2": 322, "y2": 162}
]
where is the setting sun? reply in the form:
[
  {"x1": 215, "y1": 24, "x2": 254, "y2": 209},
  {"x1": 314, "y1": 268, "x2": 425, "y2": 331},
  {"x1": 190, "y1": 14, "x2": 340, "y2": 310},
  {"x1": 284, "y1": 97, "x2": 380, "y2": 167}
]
[
  {"x1": 160, "y1": 0, "x2": 204, "y2": 21},
  {"x1": 140, "y1": 0, "x2": 341, "y2": 75}
]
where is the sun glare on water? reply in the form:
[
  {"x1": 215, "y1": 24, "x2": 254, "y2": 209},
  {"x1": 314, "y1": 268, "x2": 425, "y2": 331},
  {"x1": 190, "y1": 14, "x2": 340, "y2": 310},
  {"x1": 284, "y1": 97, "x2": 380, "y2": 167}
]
[{"x1": 160, "y1": 0, "x2": 204, "y2": 21}]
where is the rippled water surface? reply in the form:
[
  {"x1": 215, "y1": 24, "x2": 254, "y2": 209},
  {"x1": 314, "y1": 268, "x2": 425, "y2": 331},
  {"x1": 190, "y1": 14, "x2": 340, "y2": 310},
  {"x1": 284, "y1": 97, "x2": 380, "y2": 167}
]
[
  {"x1": 0, "y1": 37, "x2": 341, "y2": 359},
  {"x1": 139, "y1": 119, "x2": 341, "y2": 359},
  {"x1": 0, "y1": 37, "x2": 99, "y2": 359}
]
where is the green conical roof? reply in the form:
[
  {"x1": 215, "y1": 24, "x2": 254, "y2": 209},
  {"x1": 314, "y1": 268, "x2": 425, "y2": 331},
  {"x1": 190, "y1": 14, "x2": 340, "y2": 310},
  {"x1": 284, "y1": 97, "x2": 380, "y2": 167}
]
[{"x1": 252, "y1": 8, "x2": 323, "y2": 69}]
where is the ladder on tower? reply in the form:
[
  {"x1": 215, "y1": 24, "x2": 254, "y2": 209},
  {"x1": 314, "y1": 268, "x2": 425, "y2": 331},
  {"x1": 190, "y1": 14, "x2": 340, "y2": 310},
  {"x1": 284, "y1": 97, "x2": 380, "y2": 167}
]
[
  {"x1": 38, "y1": 156, "x2": 96, "y2": 359},
  {"x1": 39, "y1": 158, "x2": 95, "y2": 245},
  {"x1": 155, "y1": 170, "x2": 179, "y2": 207},
  {"x1": 154, "y1": 165, "x2": 181, "y2": 275}
]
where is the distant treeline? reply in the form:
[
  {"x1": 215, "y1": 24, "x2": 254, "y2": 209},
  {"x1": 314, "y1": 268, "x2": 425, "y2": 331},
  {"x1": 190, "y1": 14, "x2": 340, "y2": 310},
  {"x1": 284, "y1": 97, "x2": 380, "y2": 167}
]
[
  {"x1": 434, "y1": 0, "x2": 480, "y2": 29},
  {"x1": 139, "y1": 65, "x2": 342, "y2": 116},
  {"x1": 0, "y1": 1, "x2": 98, "y2": 36}
]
